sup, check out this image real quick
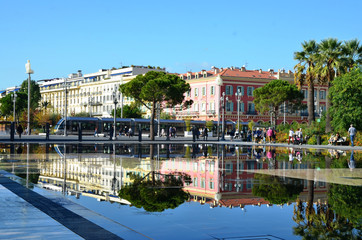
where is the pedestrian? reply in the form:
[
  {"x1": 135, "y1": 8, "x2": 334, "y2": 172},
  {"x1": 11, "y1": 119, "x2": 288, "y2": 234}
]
[
  {"x1": 17, "y1": 124, "x2": 23, "y2": 138},
  {"x1": 203, "y1": 127, "x2": 208, "y2": 141},
  {"x1": 230, "y1": 128, "x2": 235, "y2": 141},
  {"x1": 94, "y1": 127, "x2": 98, "y2": 137},
  {"x1": 348, "y1": 124, "x2": 357, "y2": 147},
  {"x1": 192, "y1": 126, "x2": 196, "y2": 142},
  {"x1": 267, "y1": 127, "x2": 273, "y2": 143},
  {"x1": 128, "y1": 128, "x2": 133, "y2": 138},
  {"x1": 297, "y1": 128, "x2": 303, "y2": 145},
  {"x1": 288, "y1": 128, "x2": 294, "y2": 145},
  {"x1": 247, "y1": 129, "x2": 252, "y2": 142},
  {"x1": 109, "y1": 125, "x2": 114, "y2": 140}
]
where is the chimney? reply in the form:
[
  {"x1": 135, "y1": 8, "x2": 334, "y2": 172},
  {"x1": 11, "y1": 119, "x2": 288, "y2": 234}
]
[
  {"x1": 259, "y1": 69, "x2": 262, "y2": 74},
  {"x1": 214, "y1": 68, "x2": 219, "y2": 74},
  {"x1": 268, "y1": 69, "x2": 274, "y2": 74},
  {"x1": 241, "y1": 66, "x2": 246, "y2": 72}
]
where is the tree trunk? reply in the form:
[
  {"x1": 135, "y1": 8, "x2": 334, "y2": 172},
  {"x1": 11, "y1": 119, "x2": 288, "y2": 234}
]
[
  {"x1": 150, "y1": 102, "x2": 156, "y2": 140},
  {"x1": 307, "y1": 84, "x2": 315, "y2": 125},
  {"x1": 325, "y1": 82, "x2": 332, "y2": 133}
]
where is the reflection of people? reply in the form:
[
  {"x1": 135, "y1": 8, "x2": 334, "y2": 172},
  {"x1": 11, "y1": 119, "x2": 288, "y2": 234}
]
[
  {"x1": 348, "y1": 151, "x2": 355, "y2": 171},
  {"x1": 94, "y1": 127, "x2": 98, "y2": 137},
  {"x1": 288, "y1": 148, "x2": 294, "y2": 162}
]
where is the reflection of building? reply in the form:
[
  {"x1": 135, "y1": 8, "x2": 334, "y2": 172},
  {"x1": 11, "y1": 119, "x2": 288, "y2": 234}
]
[{"x1": 159, "y1": 145, "x2": 328, "y2": 209}]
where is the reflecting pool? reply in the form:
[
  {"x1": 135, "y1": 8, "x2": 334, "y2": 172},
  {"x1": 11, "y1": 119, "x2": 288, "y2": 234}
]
[{"x1": 0, "y1": 143, "x2": 361, "y2": 239}]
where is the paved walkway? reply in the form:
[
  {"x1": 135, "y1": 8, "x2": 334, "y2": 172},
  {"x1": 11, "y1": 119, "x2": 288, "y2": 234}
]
[
  {"x1": 0, "y1": 134, "x2": 360, "y2": 151},
  {"x1": 0, "y1": 170, "x2": 152, "y2": 240}
]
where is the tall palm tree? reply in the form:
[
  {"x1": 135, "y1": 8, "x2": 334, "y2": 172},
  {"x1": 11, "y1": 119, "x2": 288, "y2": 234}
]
[
  {"x1": 341, "y1": 39, "x2": 362, "y2": 72},
  {"x1": 294, "y1": 40, "x2": 319, "y2": 125},
  {"x1": 317, "y1": 38, "x2": 343, "y2": 133}
]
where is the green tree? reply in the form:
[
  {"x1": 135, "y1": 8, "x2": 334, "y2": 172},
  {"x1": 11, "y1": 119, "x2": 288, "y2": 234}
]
[
  {"x1": 329, "y1": 67, "x2": 362, "y2": 131},
  {"x1": 253, "y1": 79, "x2": 304, "y2": 128},
  {"x1": 294, "y1": 40, "x2": 319, "y2": 125},
  {"x1": 120, "y1": 71, "x2": 191, "y2": 140},
  {"x1": 111, "y1": 103, "x2": 143, "y2": 119},
  {"x1": 20, "y1": 79, "x2": 41, "y2": 109},
  {"x1": 252, "y1": 174, "x2": 304, "y2": 204},
  {"x1": 118, "y1": 172, "x2": 190, "y2": 212},
  {"x1": 317, "y1": 38, "x2": 343, "y2": 133},
  {"x1": 0, "y1": 91, "x2": 27, "y2": 121},
  {"x1": 341, "y1": 39, "x2": 362, "y2": 72}
]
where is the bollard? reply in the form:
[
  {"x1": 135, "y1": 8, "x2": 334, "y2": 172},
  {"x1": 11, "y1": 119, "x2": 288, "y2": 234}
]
[
  {"x1": 138, "y1": 124, "x2": 142, "y2": 142},
  {"x1": 78, "y1": 123, "x2": 82, "y2": 141},
  {"x1": 10, "y1": 122, "x2": 15, "y2": 141},
  {"x1": 45, "y1": 123, "x2": 50, "y2": 140}
]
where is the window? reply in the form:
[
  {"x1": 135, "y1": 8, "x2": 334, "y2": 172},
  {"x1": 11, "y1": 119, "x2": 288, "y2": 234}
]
[
  {"x1": 226, "y1": 101, "x2": 233, "y2": 112},
  {"x1": 302, "y1": 89, "x2": 308, "y2": 99},
  {"x1": 247, "y1": 86, "x2": 254, "y2": 96},
  {"x1": 201, "y1": 103, "x2": 206, "y2": 112},
  {"x1": 209, "y1": 161, "x2": 215, "y2": 172},
  {"x1": 201, "y1": 178, "x2": 205, "y2": 188},
  {"x1": 236, "y1": 86, "x2": 244, "y2": 96},
  {"x1": 210, "y1": 86, "x2": 215, "y2": 95},
  {"x1": 209, "y1": 179, "x2": 214, "y2": 189},
  {"x1": 194, "y1": 88, "x2": 198, "y2": 97},
  {"x1": 193, "y1": 177, "x2": 198, "y2": 187},
  {"x1": 200, "y1": 162, "x2": 205, "y2": 171},
  {"x1": 239, "y1": 102, "x2": 244, "y2": 112},
  {"x1": 225, "y1": 163, "x2": 233, "y2": 173},
  {"x1": 193, "y1": 162, "x2": 198, "y2": 171},
  {"x1": 202, "y1": 87, "x2": 206, "y2": 96},
  {"x1": 193, "y1": 103, "x2": 199, "y2": 111},
  {"x1": 225, "y1": 85, "x2": 233, "y2": 95},
  {"x1": 319, "y1": 90, "x2": 326, "y2": 100},
  {"x1": 248, "y1": 102, "x2": 255, "y2": 112}
]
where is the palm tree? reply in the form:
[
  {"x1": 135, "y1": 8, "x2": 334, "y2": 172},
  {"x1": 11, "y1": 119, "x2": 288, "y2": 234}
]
[
  {"x1": 316, "y1": 38, "x2": 343, "y2": 133},
  {"x1": 341, "y1": 39, "x2": 362, "y2": 72},
  {"x1": 294, "y1": 40, "x2": 319, "y2": 125}
]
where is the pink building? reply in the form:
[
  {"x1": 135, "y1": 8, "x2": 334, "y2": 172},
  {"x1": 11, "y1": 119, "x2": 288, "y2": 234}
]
[{"x1": 175, "y1": 66, "x2": 327, "y2": 126}]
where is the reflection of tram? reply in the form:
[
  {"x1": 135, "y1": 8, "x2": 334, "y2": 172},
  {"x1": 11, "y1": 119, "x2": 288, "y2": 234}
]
[{"x1": 54, "y1": 117, "x2": 244, "y2": 136}]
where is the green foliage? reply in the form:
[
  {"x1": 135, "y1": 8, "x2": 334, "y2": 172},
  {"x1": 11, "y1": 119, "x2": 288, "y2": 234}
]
[
  {"x1": 120, "y1": 71, "x2": 191, "y2": 140},
  {"x1": 73, "y1": 112, "x2": 90, "y2": 117},
  {"x1": 206, "y1": 120, "x2": 214, "y2": 131},
  {"x1": 0, "y1": 92, "x2": 27, "y2": 119},
  {"x1": 118, "y1": 172, "x2": 190, "y2": 212},
  {"x1": 253, "y1": 79, "x2": 304, "y2": 127},
  {"x1": 160, "y1": 112, "x2": 175, "y2": 120},
  {"x1": 20, "y1": 79, "x2": 41, "y2": 109},
  {"x1": 252, "y1": 174, "x2": 304, "y2": 204},
  {"x1": 329, "y1": 184, "x2": 362, "y2": 228},
  {"x1": 185, "y1": 119, "x2": 191, "y2": 131},
  {"x1": 111, "y1": 103, "x2": 143, "y2": 119},
  {"x1": 248, "y1": 120, "x2": 255, "y2": 130},
  {"x1": 330, "y1": 67, "x2": 362, "y2": 132}
]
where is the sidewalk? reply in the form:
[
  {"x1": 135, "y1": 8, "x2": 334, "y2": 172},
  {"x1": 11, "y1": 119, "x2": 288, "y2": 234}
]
[{"x1": 0, "y1": 134, "x2": 360, "y2": 151}]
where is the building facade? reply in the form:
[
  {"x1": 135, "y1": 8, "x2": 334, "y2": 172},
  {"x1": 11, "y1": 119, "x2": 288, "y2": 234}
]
[{"x1": 176, "y1": 66, "x2": 327, "y2": 126}]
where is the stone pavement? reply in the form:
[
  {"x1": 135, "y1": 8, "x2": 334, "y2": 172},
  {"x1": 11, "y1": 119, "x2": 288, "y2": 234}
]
[{"x1": 0, "y1": 170, "x2": 152, "y2": 240}]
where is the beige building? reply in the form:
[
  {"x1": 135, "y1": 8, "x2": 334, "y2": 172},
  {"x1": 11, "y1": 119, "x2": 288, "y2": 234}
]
[{"x1": 39, "y1": 66, "x2": 165, "y2": 118}]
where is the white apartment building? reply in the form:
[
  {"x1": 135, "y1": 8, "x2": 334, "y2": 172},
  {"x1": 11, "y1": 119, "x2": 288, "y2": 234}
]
[{"x1": 38, "y1": 66, "x2": 165, "y2": 118}]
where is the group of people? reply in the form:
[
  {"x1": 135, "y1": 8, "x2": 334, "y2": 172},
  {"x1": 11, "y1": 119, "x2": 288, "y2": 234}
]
[
  {"x1": 288, "y1": 128, "x2": 303, "y2": 145},
  {"x1": 192, "y1": 126, "x2": 209, "y2": 141},
  {"x1": 328, "y1": 132, "x2": 343, "y2": 145},
  {"x1": 250, "y1": 127, "x2": 277, "y2": 143}
]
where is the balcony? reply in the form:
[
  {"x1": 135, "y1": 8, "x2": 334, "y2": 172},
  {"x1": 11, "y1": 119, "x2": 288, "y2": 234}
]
[{"x1": 207, "y1": 110, "x2": 216, "y2": 115}]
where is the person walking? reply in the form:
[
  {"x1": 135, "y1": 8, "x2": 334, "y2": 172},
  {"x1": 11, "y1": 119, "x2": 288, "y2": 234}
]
[
  {"x1": 288, "y1": 128, "x2": 294, "y2": 145},
  {"x1": 203, "y1": 127, "x2": 208, "y2": 141},
  {"x1": 267, "y1": 127, "x2": 273, "y2": 143},
  {"x1": 348, "y1": 124, "x2": 357, "y2": 147},
  {"x1": 17, "y1": 124, "x2": 23, "y2": 138}
]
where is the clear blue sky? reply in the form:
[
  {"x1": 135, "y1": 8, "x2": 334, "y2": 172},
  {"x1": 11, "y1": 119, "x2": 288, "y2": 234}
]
[{"x1": 1, "y1": 0, "x2": 361, "y2": 90}]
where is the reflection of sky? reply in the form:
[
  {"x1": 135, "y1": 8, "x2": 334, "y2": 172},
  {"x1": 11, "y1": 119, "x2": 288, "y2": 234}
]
[{"x1": 61, "y1": 192, "x2": 298, "y2": 240}]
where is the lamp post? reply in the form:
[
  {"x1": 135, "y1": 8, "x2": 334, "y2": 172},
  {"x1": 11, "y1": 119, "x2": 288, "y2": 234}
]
[
  {"x1": 120, "y1": 76, "x2": 124, "y2": 118},
  {"x1": 63, "y1": 78, "x2": 69, "y2": 136},
  {"x1": 112, "y1": 90, "x2": 118, "y2": 140},
  {"x1": 12, "y1": 88, "x2": 17, "y2": 123},
  {"x1": 235, "y1": 89, "x2": 241, "y2": 139},
  {"x1": 25, "y1": 60, "x2": 34, "y2": 135},
  {"x1": 220, "y1": 92, "x2": 228, "y2": 141}
]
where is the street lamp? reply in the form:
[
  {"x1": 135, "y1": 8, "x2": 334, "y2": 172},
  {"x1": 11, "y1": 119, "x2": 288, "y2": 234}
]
[
  {"x1": 112, "y1": 90, "x2": 118, "y2": 140},
  {"x1": 25, "y1": 60, "x2": 34, "y2": 135},
  {"x1": 12, "y1": 88, "x2": 17, "y2": 123},
  {"x1": 63, "y1": 78, "x2": 69, "y2": 136},
  {"x1": 220, "y1": 92, "x2": 228, "y2": 141},
  {"x1": 120, "y1": 76, "x2": 124, "y2": 118},
  {"x1": 235, "y1": 89, "x2": 241, "y2": 140}
]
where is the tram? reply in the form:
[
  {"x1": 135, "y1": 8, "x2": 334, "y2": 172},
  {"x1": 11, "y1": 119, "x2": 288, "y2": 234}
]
[{"x1": 54, "y1": 117, "x2": 245, "y2": 136}]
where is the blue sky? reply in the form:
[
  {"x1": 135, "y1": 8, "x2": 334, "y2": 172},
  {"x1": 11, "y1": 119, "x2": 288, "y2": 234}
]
[{"x1": 1, "y1": 0, "x2": 361, "y2": 90}]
